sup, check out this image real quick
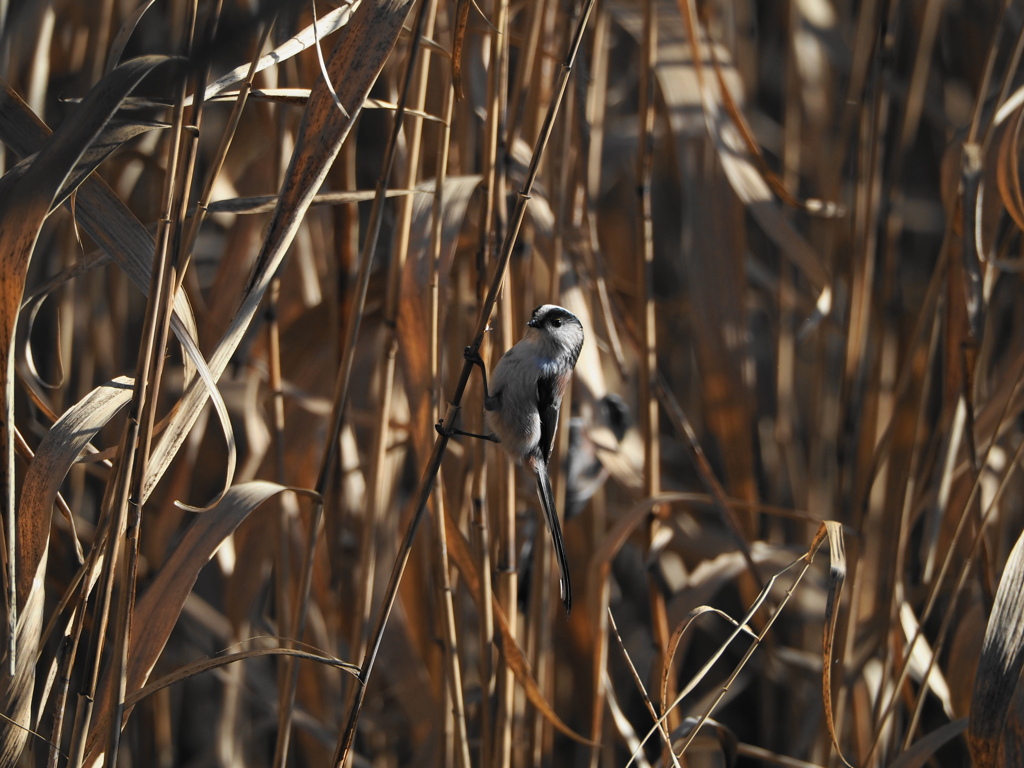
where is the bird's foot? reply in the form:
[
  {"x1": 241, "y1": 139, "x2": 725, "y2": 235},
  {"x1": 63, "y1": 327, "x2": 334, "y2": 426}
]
[
  {"x1": 435, "y1": 419, "x2": 500, "y2": 443},
  {"x1": 463, "y1": 346, "x2": 485, "y2": 368}
]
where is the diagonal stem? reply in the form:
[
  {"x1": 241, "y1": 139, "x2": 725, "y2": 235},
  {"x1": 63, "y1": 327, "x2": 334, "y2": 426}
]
[{"x1": 331, "y1": 0, "x2": 599, "y2": 763}]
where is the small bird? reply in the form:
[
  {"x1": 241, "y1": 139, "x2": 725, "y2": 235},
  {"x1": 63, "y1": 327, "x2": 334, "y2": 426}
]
[{"x1": 465, "y1": 304, "x2": 584, "y2": 614}]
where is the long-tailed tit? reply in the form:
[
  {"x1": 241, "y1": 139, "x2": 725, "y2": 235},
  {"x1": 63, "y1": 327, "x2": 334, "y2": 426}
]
[{"x1": 464, "y1": 304, "x2": 584, "y2": 614}]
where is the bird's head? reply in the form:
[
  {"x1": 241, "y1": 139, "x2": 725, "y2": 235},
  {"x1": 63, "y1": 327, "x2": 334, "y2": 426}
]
[{"x1": 525, "y1": 304, "x2": 584, "y2": 363}]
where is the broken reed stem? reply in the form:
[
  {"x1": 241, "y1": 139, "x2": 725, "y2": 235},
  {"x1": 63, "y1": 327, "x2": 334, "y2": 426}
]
[
  {"x1": 608, "y1": 609, "x2": 680, "y2": 768},
  {"x1": 332, "y1": 1, "x2": 598, "y2": 763}
]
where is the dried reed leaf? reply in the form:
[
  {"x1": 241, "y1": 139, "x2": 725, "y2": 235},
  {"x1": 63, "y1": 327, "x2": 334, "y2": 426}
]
[
  {"x1": 17, "y1": 377, "x2": 133, "y2": 606},
  {"x1": 143, "y1": 0, "x2": 412, "y2": 506},
  {"x1": 0, "y1": 119, "x2": 168, "y2": 213},
  {"x1": 199, "y1": 4, "x2": 355, "y2": 103},
  {"x1": 104, "y1": 0, "x2": 158, "y2": 72},
  {"x1": 0, "y1": 81, "x2": 200, "y2": 385},
  {"x1": 625, "y1": 605, "x2": 755, "y2": 767},
  {"x1": 817, "y1": 520, "x2": 850, "y2": 767},
  {"x1": 85, "y1": 481, "x2": 320, "y2": 765},
  {"x1": 0, "y1": 58, "x2": 170, "y2": 729},
  {"x1": 899, "y1": 602, "x2": 954, "y2": 720},
  {"x1": 960, "y1": 143, "x2": 985, "y2": 341},
  {"x1": 969, "y1": 527, "x2": 1024, "y2": 766},
  {"x1": 124, "y1": 646, "x2": 359, "y2": 710},
  {"x1": 0, "y1": 584, "x2": 42, "y2": 765},
  {"x1": 660, "y1": 606, "x2": 754, "y2": 720},
  {"x1": 208, "y1": 186, "x2": 420, "y2": 215},
  {"x1": 889, "y1": 718, "x2": 968, "y2": 768},
  {"x1": 706, "y1": 38, "x2": 840, "y2": 217},
  {"x1": 205, "y1": 88, "x2": 447, "y2": 122},
  {"x1": 451, "y1": 0, "x2": 471, "y2": 100}
]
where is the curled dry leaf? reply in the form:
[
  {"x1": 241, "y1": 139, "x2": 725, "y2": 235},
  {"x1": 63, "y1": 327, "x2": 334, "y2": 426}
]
[
  {"x1": 124, "y1": 646, "x2": 359, "y2": 711},
  {"x1": 0, "y1": 81, "x2": 201, "y2": 389},
  {"x1": 660, "y1": 605, "x2": 756, "y2": 720},
  {"x1": 817, "y1": 520, "x2": 852, "y2": 768},
  {"x1": 670, "y1": 716, "x2": 738, "y2": 767},
  {"x1": 995, "y1": 103, "x2": 1024, "y2": 257},
  {"x1": 198, "y1": 3, "x2": 356, "y2": 103},
  {"x1": 18, "y1": 377, "x2": 134, "y2": 606},
  {"x1": 84, "y1": 481, "x2": 321, "y2": 766},
  {"x1": 0, "y1": 81, "x2": 238, "y2": 516},
  {"x1": 143, "y1": 0, "x2": 412, "y2": 507},
  {"x1": 0, "y1": 54, "x2": 171, "y2": 760},
  {"x1": 0, "y1": 119, "x2": 168, "y2": 216}
]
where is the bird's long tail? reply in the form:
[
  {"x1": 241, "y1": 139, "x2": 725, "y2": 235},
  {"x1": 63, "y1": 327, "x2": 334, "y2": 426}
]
[{"x1": 534, "y1": 460, "x2": 572, "y2": 614}]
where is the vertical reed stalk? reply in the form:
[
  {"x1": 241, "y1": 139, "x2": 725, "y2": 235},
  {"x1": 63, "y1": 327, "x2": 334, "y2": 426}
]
[
  {"x1": 636, "y1": 0, "x2": 669, "y2": 724},
  {"x1": 333, "y1": 3, "x2": 598, "y2": 762}
]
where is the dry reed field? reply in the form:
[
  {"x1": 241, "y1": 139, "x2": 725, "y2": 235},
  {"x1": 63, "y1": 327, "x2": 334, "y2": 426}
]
[{"x1": 4, "y1": 0, "x2": 1024, "y2": 766}]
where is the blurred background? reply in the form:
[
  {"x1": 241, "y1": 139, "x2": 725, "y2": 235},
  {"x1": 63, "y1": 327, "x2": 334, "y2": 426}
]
[{"x1": 2, "y1": 0, "x2": 1021, "y2": 765}]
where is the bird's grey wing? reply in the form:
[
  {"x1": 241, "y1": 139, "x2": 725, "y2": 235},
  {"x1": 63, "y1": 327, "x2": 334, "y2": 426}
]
[{"x1": 536, "y1": 374, "x2": 560, "y2": 462}]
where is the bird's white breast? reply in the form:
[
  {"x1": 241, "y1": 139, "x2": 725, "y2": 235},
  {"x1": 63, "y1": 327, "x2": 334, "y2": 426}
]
[{"x1": 486, "y1": 347, "x2": 542, "y2": 461}]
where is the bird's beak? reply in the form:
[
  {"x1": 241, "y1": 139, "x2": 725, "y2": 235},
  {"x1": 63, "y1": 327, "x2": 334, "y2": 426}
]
[{"x1": 527, "y1": 317, "x2": 539, "y2": 328}]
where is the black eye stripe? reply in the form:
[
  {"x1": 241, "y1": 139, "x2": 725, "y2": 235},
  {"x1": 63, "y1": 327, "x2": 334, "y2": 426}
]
[{"x1": 531, "y1": 305, "x2": 580, "y2": 329}]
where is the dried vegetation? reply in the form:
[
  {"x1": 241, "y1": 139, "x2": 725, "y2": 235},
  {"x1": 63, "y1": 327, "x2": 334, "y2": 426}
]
[{"x1": 1, "y1": 0, "x2": 1024, "y2": 766}]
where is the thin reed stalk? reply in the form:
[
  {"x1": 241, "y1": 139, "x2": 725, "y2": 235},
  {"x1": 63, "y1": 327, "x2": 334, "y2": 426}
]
[{"x1": 333, "y1": 3, "x2": 598, "y2": 762}]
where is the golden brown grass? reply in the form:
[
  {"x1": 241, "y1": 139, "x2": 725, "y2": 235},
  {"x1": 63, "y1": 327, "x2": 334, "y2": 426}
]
[{"x1": 2, "y1": 0, "x2": 1024, "y2": 766}]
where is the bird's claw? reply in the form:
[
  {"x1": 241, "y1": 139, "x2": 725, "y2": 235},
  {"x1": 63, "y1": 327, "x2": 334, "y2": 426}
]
[
  {"x1": 436, "y1": 418, "x2": 501, "y2": 443},
  {"x1": 463, "y1": 346, "x2": 485, "y2": 368}
]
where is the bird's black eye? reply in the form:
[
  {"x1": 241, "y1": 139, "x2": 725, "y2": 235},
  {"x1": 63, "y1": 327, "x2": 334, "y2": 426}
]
[{"x1": 552, "y1": 319, "x2": 562, "y2": 328}]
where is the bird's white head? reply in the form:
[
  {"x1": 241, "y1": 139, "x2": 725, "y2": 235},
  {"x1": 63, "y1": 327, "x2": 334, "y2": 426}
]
[{"x1": 525, "y1": 304, "x2": 584, "y2": 364}]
